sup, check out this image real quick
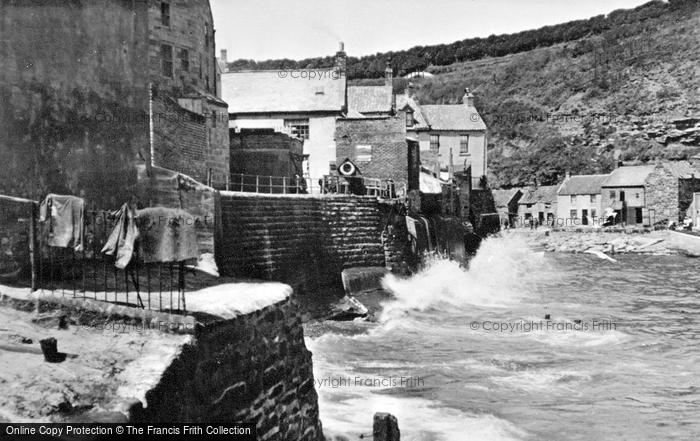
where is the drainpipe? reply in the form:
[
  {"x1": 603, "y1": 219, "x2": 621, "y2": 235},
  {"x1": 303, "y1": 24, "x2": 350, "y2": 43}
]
[{"x1": 148, "y1": 82, "x2": 154, "y2": 174}]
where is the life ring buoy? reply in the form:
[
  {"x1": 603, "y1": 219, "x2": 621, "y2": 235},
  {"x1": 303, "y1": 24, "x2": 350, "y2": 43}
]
[{"x1": 339, "y1": 161, "x2": 356, "y2": 176}]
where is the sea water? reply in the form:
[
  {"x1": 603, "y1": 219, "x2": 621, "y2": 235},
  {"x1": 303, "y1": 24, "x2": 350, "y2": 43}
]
[{"x1": 306, "y1": 236, "x2": 700, "y2": 440}]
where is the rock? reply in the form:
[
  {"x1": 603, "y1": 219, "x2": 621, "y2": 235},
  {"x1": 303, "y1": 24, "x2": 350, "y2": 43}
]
[{"x1": 327, "y1": 296, "x2": 368, "y2": 321}]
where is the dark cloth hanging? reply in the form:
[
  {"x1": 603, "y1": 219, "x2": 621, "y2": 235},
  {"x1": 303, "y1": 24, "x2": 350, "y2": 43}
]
[
  {"x1": 101, "y1": 203, "x2": 140, "y2": 269},
  {"x1": 39, "y1": 194, "x2": 85, "y2": 251},
  {"x1": 136, "y1": 207, "x2": 199, "y2": 263}
]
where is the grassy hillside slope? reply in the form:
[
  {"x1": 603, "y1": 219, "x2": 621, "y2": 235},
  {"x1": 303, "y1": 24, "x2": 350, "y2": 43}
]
[{"x1": 399, "y1": 1, "x2": 699, "y2": 187}]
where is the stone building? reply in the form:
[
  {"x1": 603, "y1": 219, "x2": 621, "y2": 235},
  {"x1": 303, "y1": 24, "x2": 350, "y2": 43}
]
[
  {"x1": 335, "y1": 114, "x2": 420, "y2": 196},
  {"x1": 556, "y1": 174, "x2": 610, "y2": 226},
  {"x1": 148, "y1": 0, "x2": 230, "y2": 186},
  {"x1": 396, "y1": 88, "x2": 488, "y2": 188},
  {"x1": 492, "y1": 188, "x2": 523, "y2": 227},
  {"x1": 600, "y1": 161, "x2": 700, "y2": 226},
  {"x1": 517, "y1": 186, "x2": 559, "y2": 226},
  {"x1": 0, "y1": 0, "x2": 228, "y2": 206}
]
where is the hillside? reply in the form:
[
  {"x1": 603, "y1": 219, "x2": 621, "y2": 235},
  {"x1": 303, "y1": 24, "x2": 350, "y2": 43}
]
[
  {"x1": 227, "y1": 0, "x2": 695, "y2": 80},
  {"x1": 399, "y1": 0, "x2": 699, "y2": 187}
]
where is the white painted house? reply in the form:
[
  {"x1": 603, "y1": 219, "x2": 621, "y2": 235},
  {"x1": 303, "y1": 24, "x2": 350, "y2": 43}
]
[{"x1": 221, "y1": 46, "x2": 348, "y2": 189}]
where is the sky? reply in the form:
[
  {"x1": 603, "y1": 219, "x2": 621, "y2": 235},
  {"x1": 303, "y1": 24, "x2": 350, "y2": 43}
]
[{"x1": 211, "y1": 0, "x2": 652, "y2": 62}]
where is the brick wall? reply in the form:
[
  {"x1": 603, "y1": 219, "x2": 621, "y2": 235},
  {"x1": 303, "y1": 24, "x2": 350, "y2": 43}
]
[
  {"x1": 216, "y1": 194, "x2": 385, "y2": 292},
  {"x1": 135, "y1": 297, "x2": 324, "y2": 441},
  {"x1": 335, "y1": 117, "x2": 409, "y2": 193},
  {"x1": 152, "y1": 96, "x2": 209, "y2": 183}
]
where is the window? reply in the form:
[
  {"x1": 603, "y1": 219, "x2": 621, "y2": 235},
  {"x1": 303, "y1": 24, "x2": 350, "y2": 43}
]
[
  {"x1": 619, "y1": 191, "x2": 625, "y2": 202},
  {"x1": 406, "y1": 111, "x2": 414, "y2": 128},
  {"x1": 199, "y1": 54, "x2": 203, "y2": 79},
  {"x1": 355, "y1": 145, "x2": 372, "y2": 162},
  {"x1": 570, "y1": 209, "x2": 577, "y2": 220},
  {"x1": 635, "y1": 193, "x2": 640, "y2": 199},
  {"x1": 179, "y1": 48, "x2": 189, "y2": 72},
  {"x1": 161, "y1": 44, "x2": 173, "y2": 78},
  {"x1": 570, "y1": 195, "x2": 577, "y2": 204},
  {"x1": 284, "y1": 119, "x2": 310, "y2": 140},
  {"x1": 590, "y1": 194, "x2": 596, "y2": 203},
  {"x1": 459, "y1": 135, "x2": 469, "y2": 155},
  {"x1": 609, "y1": 190, "x2": 616, "y2": 199},
  {"x1": 526, "y1": 204, "x2": 533, "y2": 209},
  {"x1": 160, "y1": 2, "x2": 170, "y2": 27},
  {"x1": 429, "y1": 134, "x2": 440, "y2": 151},
  {"x1": 591, "y1": 208, "x2": 597, "y2": 220},
  {"x1": 205, "y1": 23, "x2": 209, "y2": 48}
]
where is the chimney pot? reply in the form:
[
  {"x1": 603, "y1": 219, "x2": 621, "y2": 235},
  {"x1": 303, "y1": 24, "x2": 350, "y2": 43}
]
[
  {"x1": 220, "y1": 49, "x2": 227, "y2": 63},
  {"x1": 463, "y1": 87, "x2": 475, "y2": 107}
]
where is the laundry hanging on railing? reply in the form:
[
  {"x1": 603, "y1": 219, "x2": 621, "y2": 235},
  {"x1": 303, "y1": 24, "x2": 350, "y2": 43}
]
[
  {"x1": 101, "y1": 203, "x2": 140, "y2": 269},
  {"x1": 136, "y1": 207, "x2": 199, "y2": 263},
  {"x1": 39, "y1": 194, "x2": 85, "y2": 251}
]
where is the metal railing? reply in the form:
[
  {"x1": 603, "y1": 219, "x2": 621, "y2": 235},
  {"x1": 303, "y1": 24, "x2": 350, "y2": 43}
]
[
  {"x1": 36, "y1": 209, "x2": 188, "y2": 313},
  {"x1": 221, "y1": 173, "x2": 397, "y2": 198},
  {"x1": 0, "y1": 194, "x2": 189, "y2": 314}
]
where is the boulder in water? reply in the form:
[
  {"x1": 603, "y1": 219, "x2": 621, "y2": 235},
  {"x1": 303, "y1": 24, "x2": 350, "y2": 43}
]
[{"x1": 328, "y1": 296, "x2": 369, "y2": 321}]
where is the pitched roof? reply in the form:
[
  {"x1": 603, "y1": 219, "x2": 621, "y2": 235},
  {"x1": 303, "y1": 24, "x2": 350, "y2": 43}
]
[
  {"x1": 492, "y1": 188, "x2": 523, "y2": 207},
  {"x1": 419, "y1": 104, "x2": 486, "y2": 131},
  {"x1": 347, "y1": 85, "x2": 392, "y2": 114},
  {"x1": 602, "y1": 165, "x2": 656, "y2": 187},
  {"x1": 519, "y1": 185, "x2": 559, "y2": 204},
  {"x1": 396, "y1": 95, "x2": 428, "y2": 128},
  {"x1": 558, "y1": 174, "x2": 610, "y2": 195},
  {"x1": 221, "y1": 70, "x2": 346, "y2": 113},
  {"x1": 663, "y1": 160, "x2": 700, "y2": 178}
]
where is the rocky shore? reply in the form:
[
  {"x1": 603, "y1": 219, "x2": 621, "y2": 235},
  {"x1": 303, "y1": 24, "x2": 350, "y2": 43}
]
[{"x1": 507, "y1": 229, "x2": 700, "y2": 256}]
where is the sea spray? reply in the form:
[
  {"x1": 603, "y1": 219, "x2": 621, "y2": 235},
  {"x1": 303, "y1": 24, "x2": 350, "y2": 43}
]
[{"x1": 379, "y1": 235, "x2": 550, "y2": 322}]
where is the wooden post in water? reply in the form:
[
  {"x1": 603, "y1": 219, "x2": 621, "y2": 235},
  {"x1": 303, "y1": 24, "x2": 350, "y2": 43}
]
[
  {"x1": 29, "y1": 202, "x2": 37, "y2": 291},
  {"x1": 373, "y1": 412, "x2": 400, "y2": 441}
]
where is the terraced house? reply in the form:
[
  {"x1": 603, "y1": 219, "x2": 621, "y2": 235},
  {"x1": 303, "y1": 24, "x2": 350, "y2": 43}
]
[
  {"x1": 556, "y1": 174, "x2": 610, "y2": 225},
  {"x1": 397, "y1": 88, "x2": 488, "y2": 188}
]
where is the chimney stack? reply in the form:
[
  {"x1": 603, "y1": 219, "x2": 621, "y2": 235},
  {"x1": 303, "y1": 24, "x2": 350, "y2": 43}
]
[
  {"x1": 463, "y1": 88, "x2": 475, "y2": 107},
  {"x1": 406, "y1": 82, "x2": 414, "y2": 98},
  {"x1": 335, "y1": 42, "x2": 347, "y2": 77},
  {"x1": 220, "y1": 49, "x2": 227, "y2": 63},
  {"x1": 385, "y1": 60, "x2": 393, "y2": 87}
]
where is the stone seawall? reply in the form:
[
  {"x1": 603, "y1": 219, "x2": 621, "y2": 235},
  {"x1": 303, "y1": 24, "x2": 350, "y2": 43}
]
[
  {"x1": 134, "y1": 294, "x2": 323, "y2": 441},
  {"x1": 0, "y1": 282, "x2": 324, "y2": 441},
  {"x1": 216, "y1": 193, "x2": 386, "y2": 292}
]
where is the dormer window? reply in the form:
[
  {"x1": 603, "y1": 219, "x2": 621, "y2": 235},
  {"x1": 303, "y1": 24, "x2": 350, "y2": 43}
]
[{"x1": 406, "y1": 110, "x2": 414, "y2": 127}]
